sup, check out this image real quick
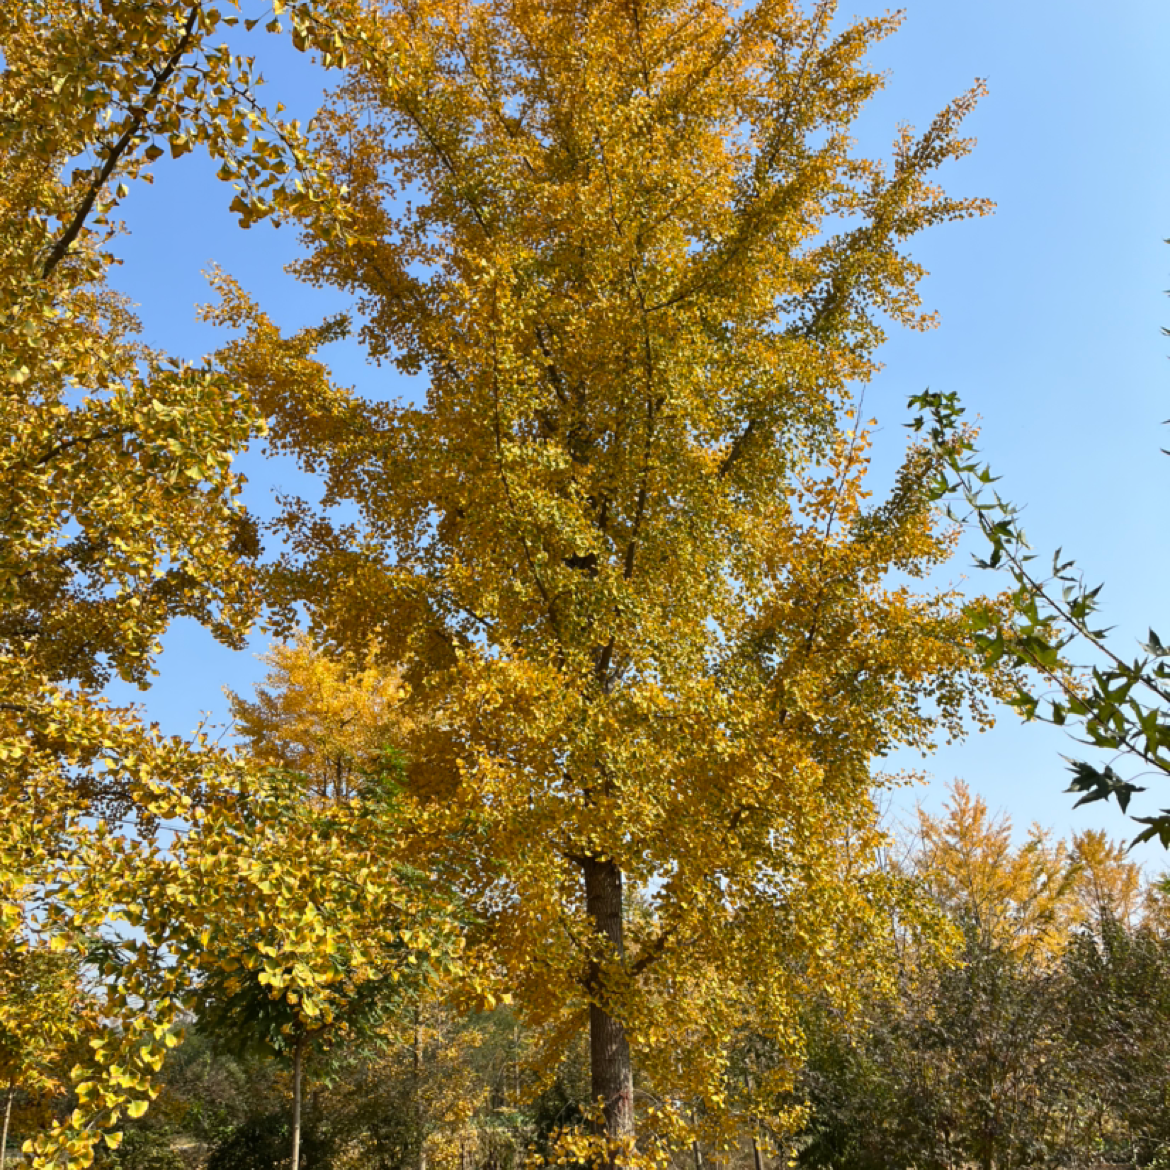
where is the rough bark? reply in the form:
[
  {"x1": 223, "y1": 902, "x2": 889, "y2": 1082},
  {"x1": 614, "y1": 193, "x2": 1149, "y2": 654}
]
[{"x1": 582, "y1": 855, "x2": 635, "y2": 1159}]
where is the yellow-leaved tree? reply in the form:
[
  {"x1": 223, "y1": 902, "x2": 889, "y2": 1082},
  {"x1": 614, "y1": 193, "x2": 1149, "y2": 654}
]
[
  {"x1": 0, "y1": 932, "x2": 96, "y2": 1170},
  {"x1": 53, "y1": 638, "x2": 464, "y2": 1170},
  {"x1": 141, "y1": 770, "x2": 462, "y2": 1170},
  {"x1": 203, "y1": 0, "x2": 1013, "y2": 1162},
  {"x1": 910, "y1": 781, "x2": 1082, "y2": 962},
  {"x1": 228, "y1": 637, "x2": 411, "y2": 801},
  {"x1": 198, "y1": 638, "x2": 460, "y2": 1170},
  {"x1": 910, "y1": 782, "x2": 1148, "y2": 960},
  {"x1": 0, "y1": 1, "x2": 365, "y2": 1163}
]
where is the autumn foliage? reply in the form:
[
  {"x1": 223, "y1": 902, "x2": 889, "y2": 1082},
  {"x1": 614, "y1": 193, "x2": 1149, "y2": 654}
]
[
  {"x1": 223, "y1": 0, "x2": 1002, "y2": 1158},
  {"x1": 5, "y1": 0, "x2": 1153, "y2": 1168}
]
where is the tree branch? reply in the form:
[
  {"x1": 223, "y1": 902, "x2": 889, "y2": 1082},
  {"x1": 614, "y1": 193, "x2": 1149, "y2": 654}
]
[{"x1": 41, "y1": 4, "x2": 201, "y2": 280}]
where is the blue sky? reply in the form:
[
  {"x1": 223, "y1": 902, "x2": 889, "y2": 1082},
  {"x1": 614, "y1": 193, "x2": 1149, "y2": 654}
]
[{"x1": 106, "y1": 1, "x2": 1170, "y2": 861}]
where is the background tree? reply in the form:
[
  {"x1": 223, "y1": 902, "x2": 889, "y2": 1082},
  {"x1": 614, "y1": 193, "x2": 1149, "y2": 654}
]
[
  {"x1": 225, "y1": 640, "x2": 520, "y2": 1170},
  {"x1": 910, "y1": 781, "x2": 1082, "y2": 958},
  {"x1": 1058, "y1": 915, "x2": 1170, "y2": 1167},
  {"x1": 228, "y1": 638, "x2": 411, "y2": 803},
  {"x1": 790, "y1": 788, "x2": 1169, "y2": 1170}
]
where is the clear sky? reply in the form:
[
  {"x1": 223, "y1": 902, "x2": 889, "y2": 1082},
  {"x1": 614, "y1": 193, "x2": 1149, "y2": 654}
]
[{"x1": 105, "y1": 1, "x2": 1170, "y2": 862}]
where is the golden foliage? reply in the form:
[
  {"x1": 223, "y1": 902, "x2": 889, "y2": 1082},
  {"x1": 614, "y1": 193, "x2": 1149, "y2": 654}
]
[
  {"x1": 208, "y1": 0, "x2": 1009, "y2": 1159},
  {"x1": 0, "y1": 933, "x2": 96, "y2": 1135},
  {"x1": 911, "y1": 782, "x2": 1148, "y2": 961},
  {"x1": 0, "y1": 0, "x2": 1026, "y2": 1161},
  {"x1": 229, "y1": 637, "x2": 410, "y2": 801},
  {"x1": 0, "y1": 1, "x2": 355, "y2": 1162}
]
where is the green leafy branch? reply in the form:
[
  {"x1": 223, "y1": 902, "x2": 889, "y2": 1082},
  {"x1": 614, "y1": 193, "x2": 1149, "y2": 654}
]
[{"x1": 908, "y1": 389, "x2": 1170, "y2": 849}]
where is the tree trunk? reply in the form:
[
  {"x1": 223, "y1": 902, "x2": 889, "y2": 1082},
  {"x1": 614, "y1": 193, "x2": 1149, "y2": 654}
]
[
  {"x1": 752, "y1": 1136, "x2": 765, "y2": 1170},
  {"x1": 291, "y1": 1033, "x2": 305, "y2": 1170},
  {"x1": 582, "y1": 855, "x2": 635, "y2": 1160},
  {"x1": 692, "y1": 1140, "x2": 703, "y2": 1170},
  {"x1": 414, "y1": 1005, "x2": 427, "y2": 1170},
  {"x1": 1, "y1": 1081, "x2": 14, "y2": 1170}
]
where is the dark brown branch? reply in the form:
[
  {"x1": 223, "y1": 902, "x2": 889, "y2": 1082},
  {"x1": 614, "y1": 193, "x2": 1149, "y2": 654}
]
[
  {"x1": 35, "y1": 426, "x2": 131, "y2": 467},
  {"x1": 622, "y1": 261, "x2": 660, "y2": 582},
  {"x1": 629, "y1": 924, "x2": 674, "y2": 976},
  {"x1": 399, "y1": 98, "x2": 493, "y2": 238},
  {"x1": 487, "y1": 291, "x2": 555, "y2": 624},
  {"x1": 41, "y1": 4, "x2": 201, "y2": 280}
]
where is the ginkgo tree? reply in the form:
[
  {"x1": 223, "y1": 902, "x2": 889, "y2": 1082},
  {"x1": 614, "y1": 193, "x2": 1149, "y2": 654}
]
[
  {"x1": 174, "y1": 637, "x2": 462, "y2": 1170},
  {"x1": 0, "y1": 0, "x2": 352, "y2": 924},
  {"x1": 228, "y1": 637, "x2": 411, "y2": 802},
  {"x1": 910, "y1": 781, "x2": 1081, "y2": 962},
  {"x1": 0, "y1": 0, "x2": 363, "y2": 1163},
  {"x1": 41, "y1": 670, "x2": 467, "y2": 1170},
  {"x1": 207, "y1": 0, "x2": 1017, "y2": 1162},
  {"x1": 162, "y1": 776, "x2": 459, "y2": 1170},
  {"x1": 908, "y1": 782, "x2": 1147, "y2": 957},
  {"x1": 228, "y1": 641, "x2": 529, "y2": 1170},
  {"x1": 0, "y1": 929, "x2": 96, "y2": 1170}
]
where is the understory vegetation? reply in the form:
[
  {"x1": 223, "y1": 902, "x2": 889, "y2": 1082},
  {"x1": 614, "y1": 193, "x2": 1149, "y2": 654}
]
[{"x1": 6, "y1": 780, "x2": 1170, "y2": 1170}]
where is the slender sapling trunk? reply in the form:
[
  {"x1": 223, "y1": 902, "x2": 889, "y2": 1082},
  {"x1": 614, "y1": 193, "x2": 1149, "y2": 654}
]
[
  {"x1": 291, "y1": 1033, "x2": 305, "y2": 1170},
  {"x1": 1, "y1": 1081, "x2": 14, "y2": 1170}
]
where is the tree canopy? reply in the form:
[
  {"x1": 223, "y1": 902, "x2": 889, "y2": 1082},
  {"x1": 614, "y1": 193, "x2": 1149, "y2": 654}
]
[{"x1": 204, "y1": 0, "x2": 1010, "y2": 1160}]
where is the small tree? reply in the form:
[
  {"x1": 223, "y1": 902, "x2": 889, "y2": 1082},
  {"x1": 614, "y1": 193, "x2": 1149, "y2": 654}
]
[
  {"x1": 168, "y1": 639, "x2": 463, "y2": 1169},
  {"x1": 228, "y1": 638, "x2": 411, "y2": 804},
  {"x1": 156, "y1": 758, "x2": 460, "y2": 1169},
  {"x1": 0, "y1": 933, "x2": 96, "y2": 1169}
]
